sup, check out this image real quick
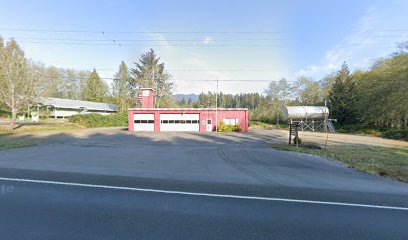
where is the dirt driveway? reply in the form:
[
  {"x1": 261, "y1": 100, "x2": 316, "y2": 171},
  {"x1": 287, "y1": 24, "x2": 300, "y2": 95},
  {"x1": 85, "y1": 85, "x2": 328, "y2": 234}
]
[{"x1": 250, "y1": 127, "x2": 408, "y2": 148}]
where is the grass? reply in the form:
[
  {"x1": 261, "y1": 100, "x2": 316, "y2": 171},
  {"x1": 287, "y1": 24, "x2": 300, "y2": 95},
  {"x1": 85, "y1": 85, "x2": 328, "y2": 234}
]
[
  {"x1": 0, "y1": 122, "x2": 82, "y2": 134},
  {"x1": 0, "y1": 141, "x2": 39, "y2": 150},
  {"x1": 272, "y1": 143, "x2": 408, "y2": 183},
  {"x1": 250, "y1": 120, "x2": 287, "y2": 129},
  {"x1": 336, "y1": 124, "x2": 408, "y2": 141}
]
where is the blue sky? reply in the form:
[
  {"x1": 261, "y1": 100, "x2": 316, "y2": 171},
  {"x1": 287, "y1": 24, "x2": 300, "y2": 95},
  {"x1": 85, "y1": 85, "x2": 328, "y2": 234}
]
[{"x1": 0, "y1": 0, "x2": 407, "y2": 94}]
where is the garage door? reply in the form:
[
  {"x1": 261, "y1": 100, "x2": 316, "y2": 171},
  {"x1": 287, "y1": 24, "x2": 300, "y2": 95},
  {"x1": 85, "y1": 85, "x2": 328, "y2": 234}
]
[
  {"x1": 160, "y1": 114, "x2": 199, "y2": 132},
  {"x1": 134, "y1": 114, "x2": 155, "y2": 131}
]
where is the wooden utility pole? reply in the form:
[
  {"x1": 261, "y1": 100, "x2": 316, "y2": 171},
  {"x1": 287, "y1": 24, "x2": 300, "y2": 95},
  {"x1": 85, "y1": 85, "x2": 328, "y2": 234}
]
[
  {"x1": 324, "y1": 99, "x2": 328, "y2": 132},
  {"x1": 324, "y1": 99, "x2": 329, "y2": 148},
  {"x1": 215, "y1": 77, "x2": 219, "y2": 132}
]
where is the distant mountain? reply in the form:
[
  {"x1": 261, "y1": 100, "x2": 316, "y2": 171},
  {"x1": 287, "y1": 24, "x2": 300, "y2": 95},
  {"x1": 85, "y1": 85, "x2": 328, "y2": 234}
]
[{"x1": 173, "y1": 94, "x2": 199, "y2": 102}]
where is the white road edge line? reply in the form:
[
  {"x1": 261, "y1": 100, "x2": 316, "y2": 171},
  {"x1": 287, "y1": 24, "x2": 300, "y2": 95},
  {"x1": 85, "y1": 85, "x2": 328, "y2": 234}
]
[{"x1": 0, "y1": 177, "x2": 407, "y2": 211}]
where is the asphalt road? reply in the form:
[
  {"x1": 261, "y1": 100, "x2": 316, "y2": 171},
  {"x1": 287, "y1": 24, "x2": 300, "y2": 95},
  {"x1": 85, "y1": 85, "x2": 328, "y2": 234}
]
[{"x1": 0, "y1": 129, "x2": 407, "y2": 239}]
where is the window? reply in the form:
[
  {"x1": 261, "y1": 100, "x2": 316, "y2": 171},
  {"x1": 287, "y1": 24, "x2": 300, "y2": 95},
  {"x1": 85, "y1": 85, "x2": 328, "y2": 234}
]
[
  {"x1": 160, "y1": 119, "x2": 199, "y2": 124},
  {"x1": 223, "y1": 118, "x2": 238, "y2": 125},
  {"x1": 142, "y1": 90, "x2": 150, "y2": 96},
  {"x1": 135, "y1": 120, "x2": 154, "y2": 124}
]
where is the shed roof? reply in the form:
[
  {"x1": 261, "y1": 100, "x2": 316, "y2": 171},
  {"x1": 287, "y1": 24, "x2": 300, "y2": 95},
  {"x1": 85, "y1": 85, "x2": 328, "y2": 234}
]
[{"x1": 38, "y1": 98, "x2": 117, "y2": 112}]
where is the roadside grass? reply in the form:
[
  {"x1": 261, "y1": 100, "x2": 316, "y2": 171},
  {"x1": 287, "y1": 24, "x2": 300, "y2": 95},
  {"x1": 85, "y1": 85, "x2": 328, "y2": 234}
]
[
  {"x1": 271, "y1": 143, "x2": 408, "y2": 183},
  {"x1": 0, "y1": 141, "x2": 39, "y2": 150},
  {"x1": 335, "y1": 124, "x2": 408, "y2": 141},
  {"x1": 250, "y1": 120, "x2": 287, "y2": 130},
  {"x1": 0, "y1": 122, "x2": 82, "y2": 134}
]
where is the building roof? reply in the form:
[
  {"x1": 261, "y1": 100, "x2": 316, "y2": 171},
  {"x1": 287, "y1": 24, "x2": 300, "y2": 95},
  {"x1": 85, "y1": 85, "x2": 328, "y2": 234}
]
[
  {"x1": 38, "y1": 98, "x2": 117, "y2": 112},
  {"x1": 128, "y1": 108, "x2": 248, "y2": 111}
]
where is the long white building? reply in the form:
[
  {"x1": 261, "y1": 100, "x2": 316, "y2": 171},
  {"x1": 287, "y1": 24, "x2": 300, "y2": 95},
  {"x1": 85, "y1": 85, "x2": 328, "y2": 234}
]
[{"x1": 38, "y1": 98, "x2": 117, "y2": 118}]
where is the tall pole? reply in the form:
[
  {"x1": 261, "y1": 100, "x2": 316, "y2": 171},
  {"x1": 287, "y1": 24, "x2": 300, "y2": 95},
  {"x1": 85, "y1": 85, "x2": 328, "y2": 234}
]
[
  {"x1": 152, "y1": 65, "x2": 156, "y2": 108},
  {"x1": 215, "y1": 77, "x2": 219, "y2": 132},
  {"x1": 324, "y1": 99, "x2": 328, "y2": 132},
  {"x1": 324, "y1": 99, "x2": 329, "y2": 148}
]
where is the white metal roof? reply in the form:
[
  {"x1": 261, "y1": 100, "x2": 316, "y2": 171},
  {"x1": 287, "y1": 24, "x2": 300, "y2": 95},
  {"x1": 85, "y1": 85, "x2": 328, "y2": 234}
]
[
  {"x1": 38, "y1": 98, "x2": 117, "y2": 112},
  {"x1": 128, "y1": 108, "x2": 248, "y2": 111}
]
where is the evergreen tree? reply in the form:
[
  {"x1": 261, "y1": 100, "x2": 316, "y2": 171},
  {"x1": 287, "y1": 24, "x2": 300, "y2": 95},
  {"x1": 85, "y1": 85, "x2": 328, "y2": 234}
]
[
  {"x1": 328, "y1": 62, "x2": 358, "y2": 124},
  {"x1": 187, "y1": 97, "x2": 192, "y2": 107},
  {"x1": 83, "y1": 69, "x2": 109, "y2": 102},
  {"x1": 180, "y1": 98, "x2": 187, "y2": 107},
  {"x1": 130, "y1": 48, "x2": 173, "y2": 107},
  {"x1": 112, "y1": 61, "x2": 132, "y2": 111}
]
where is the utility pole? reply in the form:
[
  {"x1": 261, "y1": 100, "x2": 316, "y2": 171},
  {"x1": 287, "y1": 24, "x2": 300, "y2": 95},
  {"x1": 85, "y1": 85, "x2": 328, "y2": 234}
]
[
  {"x1": 215, "y1": 77, "x2": 219, "y2": 132},
  {"x1": 152, "y1": 65, "x2": 156, "y2": 108},
  {"x1": 324, "y1": 99, "x2": 328, "y2": 132},
  {"x1": 324, "y1": 99, "x2": 329, "y2": 148}
]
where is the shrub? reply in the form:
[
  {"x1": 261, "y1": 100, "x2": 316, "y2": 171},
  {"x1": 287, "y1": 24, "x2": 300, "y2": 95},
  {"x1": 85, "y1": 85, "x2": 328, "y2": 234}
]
[
  {"x1": 300, "y1": 142, "x2": 321, "y2": 149},
  {"x1": 0, "y1": 109, "x2": 10, "y2": 118},
  {"x1": 382, "y1": 129, "x2": 408, "y2": 141},
  {"x1": 335, "y1": 124, "x2": 385, "y2": 135},
  {"x1": 69, "y1": 112, "x2": 128, "y2": 128},
  {"x1": 217, "y1": 122, "x2": 242, "y2": 132},
  {"x1": 293, "y1": 136, "x2": 302, "y2": 145}
]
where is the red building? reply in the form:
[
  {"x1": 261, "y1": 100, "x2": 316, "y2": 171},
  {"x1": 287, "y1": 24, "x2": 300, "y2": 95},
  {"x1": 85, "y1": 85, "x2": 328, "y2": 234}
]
[{"x1": 128, "y1": 88, "x2": 248, "y2": 132}]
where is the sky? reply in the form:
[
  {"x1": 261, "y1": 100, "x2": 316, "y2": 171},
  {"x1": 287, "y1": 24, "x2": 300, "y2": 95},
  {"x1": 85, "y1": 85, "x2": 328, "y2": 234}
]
[{"x1": 0, "y1": 0, "x2": 407, "y2": 94}]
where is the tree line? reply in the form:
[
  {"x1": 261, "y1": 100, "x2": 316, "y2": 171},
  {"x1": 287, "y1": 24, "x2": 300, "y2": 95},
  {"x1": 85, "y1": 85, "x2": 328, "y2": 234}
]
[
  {"x1": 176, "y1": 76, "x2": 333, "y2": 123},
  {"x1": 176, "y1": 44, "x2": 408, "y2": 129},
  {"x1": 0, "y1": 37, "x2": 173, "y2": 127},
  {"x1": 1, "y1": 36, "x2": 407, "y2": 130}
]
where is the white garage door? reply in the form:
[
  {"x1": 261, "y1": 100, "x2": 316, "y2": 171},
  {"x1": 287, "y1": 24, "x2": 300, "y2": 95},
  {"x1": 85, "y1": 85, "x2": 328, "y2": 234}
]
[
  {"x1": 134, "y1": 114, "x2": 155, "y2": 131},
  {"x1": 160, "y1": 114, "x2": 200, "y2": 132}
]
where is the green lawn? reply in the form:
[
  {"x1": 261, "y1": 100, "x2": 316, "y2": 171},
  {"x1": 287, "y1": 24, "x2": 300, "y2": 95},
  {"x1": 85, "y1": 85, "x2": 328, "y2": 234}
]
[
  {"x1": 0, "y1": 141, "x2": 39, "y2": 150},
  {"x1": 0, "y1": 123, "x2": 82, "y2": 134},
  {"x1": 249, "y1": 120, "x2": 287, "y2": 129},
  {"x1": 272, "y1": 143, "x2": 408, "y2": 183}
]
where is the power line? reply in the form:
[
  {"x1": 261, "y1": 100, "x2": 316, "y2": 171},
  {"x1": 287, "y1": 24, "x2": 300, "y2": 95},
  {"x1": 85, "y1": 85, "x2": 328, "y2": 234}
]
[
  {"x1": 38, "y1": 76, "x2": 298, "y2": 82},
  {"x1": 9, "y1": 37, "x2": 285, "y2": 42},
  {"x1": 0, "y1": 28, "x2": 282, "y2": 34},
  {"x1": 16, "y1": 41, "x2": 283, "y2": 47}
]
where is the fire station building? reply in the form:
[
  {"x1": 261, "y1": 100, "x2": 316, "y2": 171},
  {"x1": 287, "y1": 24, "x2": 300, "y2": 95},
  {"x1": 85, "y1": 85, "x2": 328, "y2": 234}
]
[{"x1": 128, "y1": 88, "x2": 248, "y2": 132}]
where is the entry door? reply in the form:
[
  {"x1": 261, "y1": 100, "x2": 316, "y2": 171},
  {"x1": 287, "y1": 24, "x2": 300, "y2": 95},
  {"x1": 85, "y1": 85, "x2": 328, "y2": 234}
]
[{"x1": 206, "y1": 119, "x2": 212, "y2": 132}]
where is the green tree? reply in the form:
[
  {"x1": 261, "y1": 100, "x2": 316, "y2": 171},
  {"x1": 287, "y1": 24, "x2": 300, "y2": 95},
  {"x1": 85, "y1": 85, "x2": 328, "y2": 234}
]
[
  {"x1": 264, "y1": 78, "x2": 290, "y2": 124},
  {"x1": 179, "y1": 98, "x2": 187, "y2": 107},
  {"x1": 328, "y1": 62, "x2": 358, "y2": 124},
  {"x1": 294, "y1": 76, "x2": 323, "y2": 105},
  {"x1": 82, "y1": 69, "x2": 109, "y2": 102},
  {"x1": 0, "y1": 38, "x2": 43, "y2": 128},
  {"x1": 187, "y1": 97, "x2": 193, "y2": 107},
  {"x1": 130, "y1": 49, "x2": 173, "y2": 107},
  {"x1": 353, "y1": 46, "x2": 408, "y2": 128},
  {"x1": 112, "y1": 61, "x2": 132, "y2": 111}
]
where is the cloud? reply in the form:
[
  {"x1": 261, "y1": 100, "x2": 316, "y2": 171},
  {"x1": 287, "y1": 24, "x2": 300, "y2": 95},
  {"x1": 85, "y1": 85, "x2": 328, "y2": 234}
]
[
  {"x1": 325, "y1": 6, "x2": 379, "y2": 67},
  {"x1": 296, "y1": 64, "x2": 319, "y2": 76},
  {"x1": 296, "y1": 5, "x2": 383, "y2": 79},
  {"x1": 202, "y1": 36, "x2": 215, "y2": 45}
]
